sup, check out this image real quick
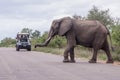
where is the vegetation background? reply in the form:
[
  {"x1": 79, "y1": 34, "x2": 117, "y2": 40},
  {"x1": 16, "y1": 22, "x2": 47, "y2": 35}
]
[{"x1": 0, "y1": 6, "x2": 120, "y2": 61}]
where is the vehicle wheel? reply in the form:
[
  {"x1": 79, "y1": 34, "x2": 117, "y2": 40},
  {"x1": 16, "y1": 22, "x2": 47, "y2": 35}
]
[
  {"x1": 27, "y1": 46, "x2": 31, "y2": 51},
  {"x1": 16, "y1": 46, "x2": 20, "y2": 51}
]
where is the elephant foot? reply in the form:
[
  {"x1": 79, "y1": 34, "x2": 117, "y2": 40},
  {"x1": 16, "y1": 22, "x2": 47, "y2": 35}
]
[
  {"x1": 106, "y1": 60, "x2": 114, "y2": 63},
  {"x1": 63, "y1": 59, "x2": 70, "y2": 63},
  {"x1": 89, "y1": 59, "x2": 96, "y2": 63},
  {"x1": 69, "y1": 60, "x2": 76, "y2": 63}
]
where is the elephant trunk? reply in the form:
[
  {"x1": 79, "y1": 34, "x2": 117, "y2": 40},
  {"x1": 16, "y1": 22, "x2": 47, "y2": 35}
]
[
  {"x1": 35, "y1": 28, "x2": 53, "y2": 48},
  {"x1": 42, "y1": 36, "x2": 52, "y2": 46},
  {"x1": 35, "y1": 36, "x2": 52, "y2": 48}
]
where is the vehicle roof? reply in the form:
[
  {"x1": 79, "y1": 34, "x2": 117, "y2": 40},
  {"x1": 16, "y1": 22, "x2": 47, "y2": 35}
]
[{"x1": 17, "y1": 33, "x2": 29, "y2": 35}]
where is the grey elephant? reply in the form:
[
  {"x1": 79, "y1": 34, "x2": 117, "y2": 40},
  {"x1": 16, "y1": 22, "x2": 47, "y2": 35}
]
[{"x1": 35, "y1": 17, "x2": 113, "y2": 63}]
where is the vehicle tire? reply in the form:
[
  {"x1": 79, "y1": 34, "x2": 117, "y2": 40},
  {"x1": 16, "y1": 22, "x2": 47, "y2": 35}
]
[
  {"x1": 16, "y1": 46, "x2": 20, "y2": 51},
  {"x1": 27, "y1": 46, "x2": 31, "y2": 51}
]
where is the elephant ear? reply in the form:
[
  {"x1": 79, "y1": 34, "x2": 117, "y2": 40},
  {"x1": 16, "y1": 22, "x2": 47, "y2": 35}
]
[{"x1": 58, "y1": 18, "x2": 72, "y2": 36}]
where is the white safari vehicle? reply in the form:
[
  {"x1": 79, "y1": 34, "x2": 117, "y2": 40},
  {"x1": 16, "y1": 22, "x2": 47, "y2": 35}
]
[{"x1": 16, "y1": 33, "x2": 31, "y2": 51}]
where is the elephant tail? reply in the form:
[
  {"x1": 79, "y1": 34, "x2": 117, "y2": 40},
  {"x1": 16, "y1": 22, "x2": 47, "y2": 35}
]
[{"x1": 108, "y1": 32, "x2": 114, "y2": 51}]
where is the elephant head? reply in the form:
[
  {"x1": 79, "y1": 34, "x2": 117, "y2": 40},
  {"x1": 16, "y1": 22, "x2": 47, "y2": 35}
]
[
  {"x1": 50, "y1": 17, "x2": 72, "y2": 36},
  {"x1": 35, "y1": 17, "x2": 72, "y2": 47}
]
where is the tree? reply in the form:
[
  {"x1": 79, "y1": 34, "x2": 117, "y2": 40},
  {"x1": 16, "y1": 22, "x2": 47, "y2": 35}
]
[
  {"x1": 87, "y1": 6, "x2": 113, "y2": 28},
  {"x1": 111, "y1": 24, "x2": 120, "y2": 60},
  {"x1": 111, "y1": 18, "x2": 120, "y2": 47},
  {"x1": 21, "y1": 28, "x2": 32, "y2": 35},
  {"x1": 0, "y1": 37, "x2": 16, "y2": 47},
  {"x1": 112, "y1": 25, "x2": 120, "y2": 46},
  {"x1": 113, "y1": 18, "x2": 120, "y2": 26},
  {"x1": 35, "y1": 31, "x2": 47, "y2": 43},
  {"x1": 32, "y1": 30, "x2": 41, "y2": 38}
]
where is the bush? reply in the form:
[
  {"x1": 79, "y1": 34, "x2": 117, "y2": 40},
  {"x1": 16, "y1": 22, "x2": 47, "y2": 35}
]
[
  {"x1": 112, "y1": 25, "x2": 120, "y2": 46},
  {"x1": 48, "y1": 36, "x2": 66, "y2": 48},
  {"x1": 112, "y1": 48, "x2": 120, "y2": 61},
  {"x1": 0, "y1": 37, "x2": 16, "y2": 47},
  {"x1": 111, "y1": 25, "x2": 120, "y2": 61},
  {"x1": 31, "y1": 31, "x2": 67, "y2": 48}
]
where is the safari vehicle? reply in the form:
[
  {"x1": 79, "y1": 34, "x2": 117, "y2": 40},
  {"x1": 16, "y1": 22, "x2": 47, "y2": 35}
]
[{"x1": 16, "y1": 33, "x2": 31, "y2": 51}]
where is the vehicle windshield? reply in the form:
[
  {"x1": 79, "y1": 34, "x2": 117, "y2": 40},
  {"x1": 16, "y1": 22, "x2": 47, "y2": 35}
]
[{"x1": 16, "y1": 33, "x2": 30, "y2": 42}]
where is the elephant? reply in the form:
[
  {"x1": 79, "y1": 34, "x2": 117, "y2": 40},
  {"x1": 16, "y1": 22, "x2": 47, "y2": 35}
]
[{"x1": 35, "y1": 17, "x2": 114, "y2": 63}]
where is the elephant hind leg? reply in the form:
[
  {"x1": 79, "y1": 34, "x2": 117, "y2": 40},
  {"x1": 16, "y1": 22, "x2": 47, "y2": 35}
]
[
  {"x1": 89, "y1": 34, "x2": 105, "y2": 63},
  {"x1": 102, "y1": 40, "x2": 114, "y2": 63}
]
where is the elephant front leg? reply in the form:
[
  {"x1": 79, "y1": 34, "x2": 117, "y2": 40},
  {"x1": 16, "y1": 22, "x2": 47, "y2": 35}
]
[
  {"x1": 89, "y1": 48, "x2": 97, "y2": 63},
  {"x1": 63, "y1": 47, "x2": 70, "y2": 63},
  {"x1": 63, "y1": 46, "x2": 76, "y2": 63},
  {"x1": 69, "y1": 47, "x2": 75, "y2": 63},
  {"x1": 63, "y1": 30, "x2": 76, "y2": 63}
]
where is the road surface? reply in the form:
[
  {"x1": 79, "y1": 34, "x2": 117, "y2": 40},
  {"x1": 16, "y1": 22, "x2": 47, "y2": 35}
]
[{"x1": 0, "y1": 48, "x2": 120, "y2": 80}]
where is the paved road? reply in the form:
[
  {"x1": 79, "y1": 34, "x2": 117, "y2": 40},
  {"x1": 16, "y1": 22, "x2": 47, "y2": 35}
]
[{"x1": 0, "y1": 48, "x2": 120, "y2": 80}]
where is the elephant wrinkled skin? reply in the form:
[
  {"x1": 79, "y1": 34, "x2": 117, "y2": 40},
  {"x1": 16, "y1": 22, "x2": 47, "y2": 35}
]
[{"x1": 35, "y1": 17, "x2": 113, "y2": 63}]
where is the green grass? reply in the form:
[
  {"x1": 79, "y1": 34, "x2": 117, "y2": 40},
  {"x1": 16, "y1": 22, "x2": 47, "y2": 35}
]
[
  {"x1": 33, "y1": 47, "x2": 64, "y2": 55},
  {"x1": 33, "y1": 47, "x2": 112, "y2": 61}
]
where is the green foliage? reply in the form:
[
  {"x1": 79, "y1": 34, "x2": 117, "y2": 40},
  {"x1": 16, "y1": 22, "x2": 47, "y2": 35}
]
[
  {"x1": 87, "y1": 6, "x2": 113, "y2": 27},
  {"x1": 33, "y1": 31, "x2": 48, "y2": 45},
  {"x1": 31, "y1": 31, "x2": 67, "y2": 48},
  {"x1": 0, "y1": 37, "x2": 16, "y2": 47},
  {"x1": 48, "y1": 36, "x2": 66, "y2": 48},
  {"x1": 21, "y1": 28, "x2": 33, "y2": 35},
  {"x1": 31, "y1": 30, "x2": 41, "y2": 38},
  {"x1": 33, "y1": 47, "x2": 64, "y2": 55},
  {"x1": 37, "y1": 32, "x2": 48, "y2": 43},
  {"x1": 31, "y1": 31, "x2": 48, "y2": 46},
  {"x1": 112, "y1": 25, "x2": 120, "y2": 45},
  {"x1": 111, "y1": 25, "x2": 120, "y2": 61},
  {"x1": 112, "y1": 50, "x2": 120, "y2": 61}
]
